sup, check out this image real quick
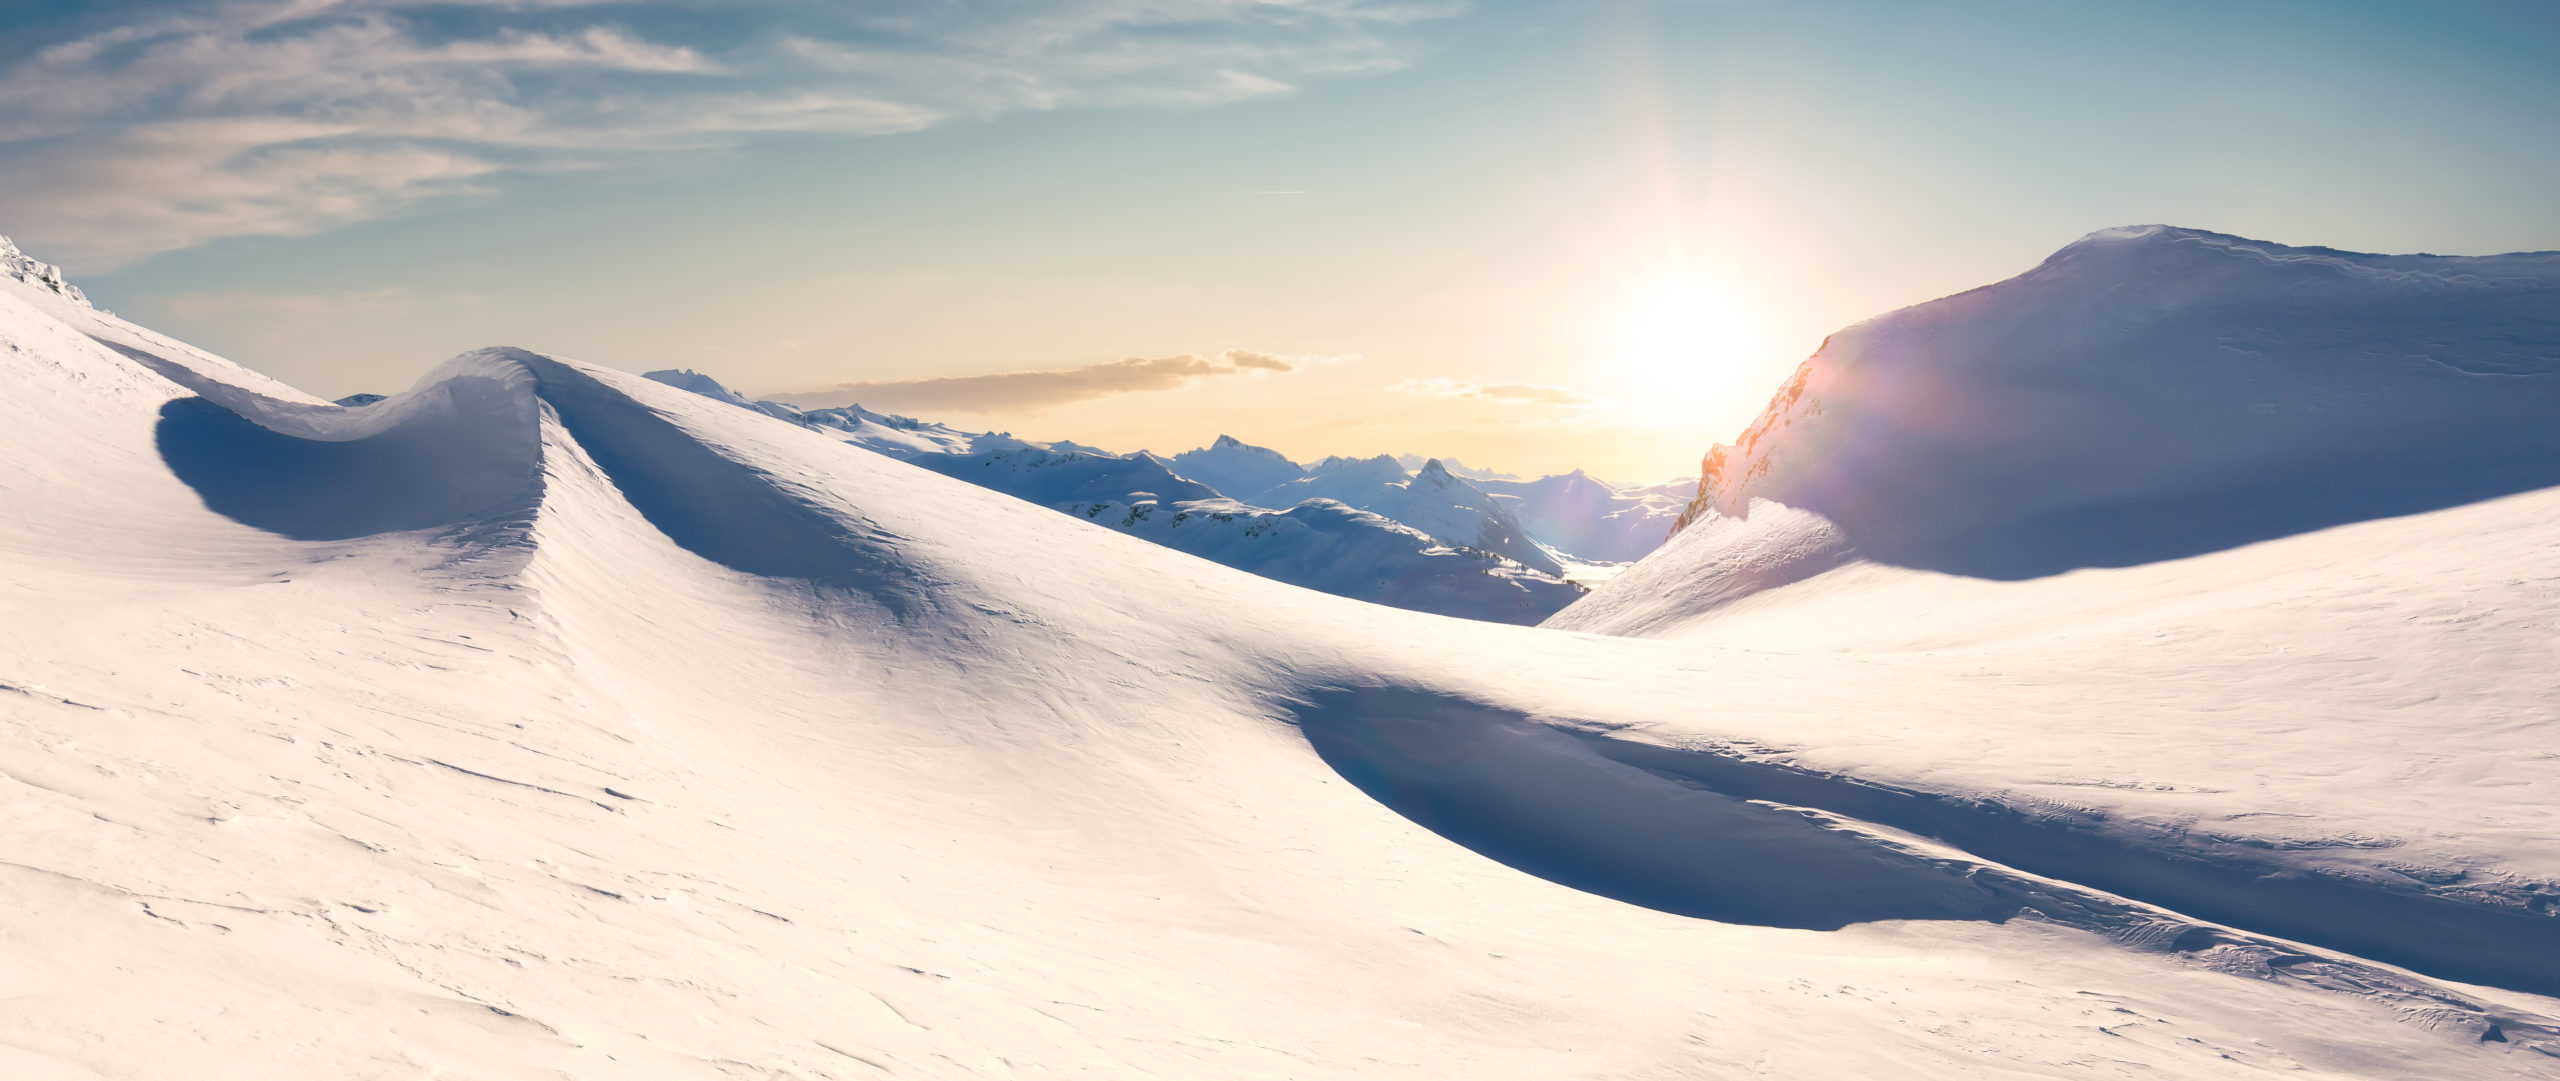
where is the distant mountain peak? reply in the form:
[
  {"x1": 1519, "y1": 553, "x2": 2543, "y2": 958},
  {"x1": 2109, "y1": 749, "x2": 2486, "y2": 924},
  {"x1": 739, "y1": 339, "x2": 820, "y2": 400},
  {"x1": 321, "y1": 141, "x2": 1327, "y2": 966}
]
[{"x1": 1395, "y1": 454, "x2": 1522, "y2": 482}]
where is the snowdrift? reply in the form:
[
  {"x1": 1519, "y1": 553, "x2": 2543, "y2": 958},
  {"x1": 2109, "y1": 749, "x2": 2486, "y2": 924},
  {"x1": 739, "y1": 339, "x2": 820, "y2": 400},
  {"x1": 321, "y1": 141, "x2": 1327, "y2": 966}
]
[{"x1": 2, "y1": 234, "x2": 2557, "y2": 1077}]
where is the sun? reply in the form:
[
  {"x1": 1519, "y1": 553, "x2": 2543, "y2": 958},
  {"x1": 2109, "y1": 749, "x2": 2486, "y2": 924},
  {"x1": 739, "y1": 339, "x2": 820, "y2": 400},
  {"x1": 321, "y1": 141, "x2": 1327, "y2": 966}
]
[{"x1": 1594, "y1": 272, "x2": 1783, "y2": 428}]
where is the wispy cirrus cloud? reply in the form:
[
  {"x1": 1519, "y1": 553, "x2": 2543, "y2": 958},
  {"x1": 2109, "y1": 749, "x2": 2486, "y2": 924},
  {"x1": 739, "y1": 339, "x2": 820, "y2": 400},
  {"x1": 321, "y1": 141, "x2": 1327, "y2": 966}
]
[
  {"x1": 772, "y1": 348, "x2": 1344, "y2": 413},
  {"x1": 1393, "y1": 377, "x2": 1595, "y2": 405},
  {"x1": 0, "y1": 0, "x2": 1461, "y2": 268}
]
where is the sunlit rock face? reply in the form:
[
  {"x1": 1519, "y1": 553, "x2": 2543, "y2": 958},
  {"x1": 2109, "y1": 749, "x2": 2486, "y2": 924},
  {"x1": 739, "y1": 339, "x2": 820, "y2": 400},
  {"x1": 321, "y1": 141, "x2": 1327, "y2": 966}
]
[{"x1": 1672, "y1": 225, "x2": 2560, "y2": 579}]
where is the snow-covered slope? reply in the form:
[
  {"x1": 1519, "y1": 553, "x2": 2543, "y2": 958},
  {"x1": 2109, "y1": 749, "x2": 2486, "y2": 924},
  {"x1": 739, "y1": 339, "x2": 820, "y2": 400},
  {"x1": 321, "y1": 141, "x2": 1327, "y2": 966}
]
[
  {"x1": 1541, "y1": 224, "x2": 2560, "y2": 1004},
  {"x1": 1478, "y1": 470, "x2": 1690, "y2": 565},
  {"x1": 1619, "y1": 225, "x2": 2560, "y2": 605},
  {"x1": 799, "y1": 401, "x2": 1043, "y2": 459},
  {"x1": 644, "y1": 368, "x2": 1027, "y2": 459},
  {"x1": 4, "y1": 235, "x2": 2558, "y2": 1077},
  {"x1": 907, "y1": 445, "x2": 1584, "y2": 624},
  {"x1": 641, "y1": 368, "x2": 807, "y2": 423}
]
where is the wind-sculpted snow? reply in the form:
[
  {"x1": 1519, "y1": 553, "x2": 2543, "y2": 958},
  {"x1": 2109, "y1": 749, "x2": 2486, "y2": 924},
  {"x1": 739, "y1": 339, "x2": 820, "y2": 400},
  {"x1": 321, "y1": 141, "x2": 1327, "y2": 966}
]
[
  {"x1": 1299, "y1": 686, "x2": 2559, "y2": 1029},
  {"x1": 138, "y1": 349, "x2": 546, "y2": 544},
  {"x1": 1562, "y1": 724, "x2": 2560, "y2": 998},
  {"x1": 540, "y1": 356, "x2": 953, "y2": 620},
  {"x1": 1295, "y1": 686, "x2": 2015, "y2": 928},
  {"x1": 5, "y1": 237, "x2": 2560, "y2": 1077}
]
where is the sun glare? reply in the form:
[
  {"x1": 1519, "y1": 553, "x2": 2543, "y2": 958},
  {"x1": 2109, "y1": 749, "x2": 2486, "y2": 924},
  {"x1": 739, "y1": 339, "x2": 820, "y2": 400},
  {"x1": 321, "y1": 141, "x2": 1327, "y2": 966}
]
[{"x1": 1595, "y1": 273, "x2": 1784, "y2": 429}]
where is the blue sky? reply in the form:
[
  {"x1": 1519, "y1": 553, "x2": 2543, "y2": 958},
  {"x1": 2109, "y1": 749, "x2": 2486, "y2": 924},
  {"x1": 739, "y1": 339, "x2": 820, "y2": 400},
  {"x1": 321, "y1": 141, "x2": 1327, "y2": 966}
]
[{"x1": 5, "y1": 0, "x2": 2556, "y2": 480}]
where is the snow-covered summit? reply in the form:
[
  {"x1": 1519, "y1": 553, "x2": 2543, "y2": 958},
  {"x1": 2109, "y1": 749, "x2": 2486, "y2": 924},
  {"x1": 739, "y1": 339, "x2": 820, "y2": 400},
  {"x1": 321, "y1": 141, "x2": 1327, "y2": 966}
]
[
  {"x1": 1395, "y1": 453, "x2": 1518, "y2": 481},
  {"x1": 1167, "y1": 433, "x2": 1305, "y2": 499},
  {"x1": 1643, "y1": 224, "x2": 2560, "y2": 593},
  {"x1": 0, "y1": 234, "x2": 88, "y2": 308}
]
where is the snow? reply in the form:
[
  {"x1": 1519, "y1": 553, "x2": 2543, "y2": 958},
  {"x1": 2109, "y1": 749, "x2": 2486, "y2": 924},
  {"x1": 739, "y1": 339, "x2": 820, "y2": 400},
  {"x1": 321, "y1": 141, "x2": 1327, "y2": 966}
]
[
  {"x1": 645, "y1": 368, "x2": 1032, "y2": 459},
  {"x1": 1253, "y1": 454, "x2": 1566, "y2": 576},
  {"x1": 1396, "y1": 454, "x2": 1520, "y2": 482},
  {"x1": 1477, "y1": 469, "x2": 1691, "y2": 565},
  {"x1": 633, "y1": 380, "x2": 1585, "y2": 622},
  {"x1": 906, "y1": 444, "x2": 1584, "y2": 624},
  {"x1": 2, "y1": 231, "x2": 2557, "y2": 1077},
  {"x1": 1, "y1": 233, "x2": 88, "y2": 308},
  {"x1": 1652, "y1": 224, "x2": 2560, "y2": 582},
  {"x1": 1550, "y1": 224, "x2": 2560, "y2": 1000},
  {"x1": 612, "y1": 384, "x2": 1628, "y2": 616},
  {"x1": 1168, "y1": 433, "x2": 1310, "y2": 498}
]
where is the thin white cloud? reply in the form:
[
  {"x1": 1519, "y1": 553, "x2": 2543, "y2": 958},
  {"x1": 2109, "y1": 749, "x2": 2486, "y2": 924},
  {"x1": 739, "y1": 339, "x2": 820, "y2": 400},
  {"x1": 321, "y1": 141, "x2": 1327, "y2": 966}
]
[
  {"x1": 1393, "y1": 377, "x2": 1596, "y2": 406},
  {"x1": 773, "y1": 348, "x2": 1343, "y2": 413},
  {"x1": 0, "y1": 0, "x2": 1461, "y2": 268}
]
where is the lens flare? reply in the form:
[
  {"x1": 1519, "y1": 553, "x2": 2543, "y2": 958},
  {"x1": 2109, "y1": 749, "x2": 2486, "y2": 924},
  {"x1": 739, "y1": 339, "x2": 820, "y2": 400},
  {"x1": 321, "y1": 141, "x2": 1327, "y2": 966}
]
[{"x1": 1595, "y1": 272, "x2": 1782, "y2": 428}]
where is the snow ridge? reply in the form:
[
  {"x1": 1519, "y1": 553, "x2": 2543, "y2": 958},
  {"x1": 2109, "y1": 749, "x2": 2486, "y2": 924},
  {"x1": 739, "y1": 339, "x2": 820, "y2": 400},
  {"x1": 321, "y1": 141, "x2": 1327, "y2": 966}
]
[{"x1": 0, "y1": 234, "x2": 89, "y2": 307}]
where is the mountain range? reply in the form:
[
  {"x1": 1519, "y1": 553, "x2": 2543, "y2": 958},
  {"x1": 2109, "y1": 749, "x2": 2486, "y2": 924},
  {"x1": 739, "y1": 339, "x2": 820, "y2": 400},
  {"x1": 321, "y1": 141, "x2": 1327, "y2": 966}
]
[{"x1": 635, "y1": 370, "x2": 1690, "y2": 622}]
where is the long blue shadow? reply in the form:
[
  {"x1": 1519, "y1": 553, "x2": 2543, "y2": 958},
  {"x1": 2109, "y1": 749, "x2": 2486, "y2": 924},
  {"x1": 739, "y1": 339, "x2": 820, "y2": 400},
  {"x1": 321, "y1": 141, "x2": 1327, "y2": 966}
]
[
  {"x1": 1292, "y1": 686, "x2": 2007, "y2": 930},
  {"x1": 153, "y1": 389, "x2": 539, "y2": 542}
]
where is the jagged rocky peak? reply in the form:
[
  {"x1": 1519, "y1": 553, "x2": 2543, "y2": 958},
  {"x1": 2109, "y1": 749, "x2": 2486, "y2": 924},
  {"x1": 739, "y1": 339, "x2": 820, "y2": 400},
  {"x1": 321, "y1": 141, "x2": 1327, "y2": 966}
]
[{"x1": 0, "y1": 235, "x2": 90, "y2": 307}]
